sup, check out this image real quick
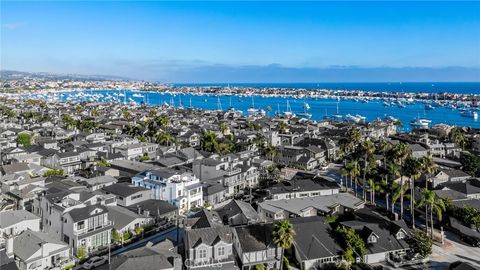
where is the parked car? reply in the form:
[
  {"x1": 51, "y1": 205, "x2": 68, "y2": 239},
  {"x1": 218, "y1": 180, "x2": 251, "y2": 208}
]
[
  {"x1": 460, "y1": 235, "x2": 480, "y2": 247},
  {"x1": 83, "y1": 256, "x2": 107, "y2": 269}
]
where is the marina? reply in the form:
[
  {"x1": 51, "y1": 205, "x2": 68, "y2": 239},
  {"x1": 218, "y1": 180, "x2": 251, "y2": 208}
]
[{"x1": 12, "y1": 88, "x2": 480, "y2": 130}]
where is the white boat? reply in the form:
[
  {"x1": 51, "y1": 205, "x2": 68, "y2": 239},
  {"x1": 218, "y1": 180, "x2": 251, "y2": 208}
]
[
  {"x1": 460, "y1": 110, "x2": 478, "y2": 119},
  {"x1": 346, "y1": 114, "x2": 361, "y2": 123},
  {"x1": 410, "y1": 118, "x2": 432, "y2": 129},
  {"x1": 132, "y1": 93, "x2": 144, "y2": 98},
  {"x1": 425, "y1": 104, "x2": 434, "y2": 110},
  {"x1": 355, "y1": 114, "x2": 366, "y2": 121}
]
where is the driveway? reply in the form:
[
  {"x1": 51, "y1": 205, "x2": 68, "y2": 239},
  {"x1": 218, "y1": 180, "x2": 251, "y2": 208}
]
[{"x1": 428, "y1": 231, "x2": 480, "y2": 269}]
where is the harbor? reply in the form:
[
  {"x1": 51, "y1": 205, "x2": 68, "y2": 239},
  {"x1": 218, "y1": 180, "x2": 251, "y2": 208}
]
[{"x1": 9, "y1": 87, "x2": 480, "y2": 131}]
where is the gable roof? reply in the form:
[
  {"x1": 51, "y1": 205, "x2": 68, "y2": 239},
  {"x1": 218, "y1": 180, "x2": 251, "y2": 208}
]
[
  {"x1": 291, "y1": 216, "x2": 343, "y2": 260},
  {"x1": 234, "y1": 223, "x2": 276, "y2": 252},
  {"x1": 67, "y1": 204, "x2": 107, "y2": 222}
]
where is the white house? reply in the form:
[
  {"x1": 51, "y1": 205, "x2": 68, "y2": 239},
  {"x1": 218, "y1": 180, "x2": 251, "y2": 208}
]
[
  {"x1": 6, "y1": 230, "x2": 73, "y2": 270},
  {"x1": 132, "y1": 169, "x2": 203, "y2": 214},
  {"x1": 0, "y1": 210, "x2": 40, "y2": 248}
]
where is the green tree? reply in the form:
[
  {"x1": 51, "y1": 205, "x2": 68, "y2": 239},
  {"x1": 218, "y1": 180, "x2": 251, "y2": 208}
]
[
  {"x1": 140, "y1": 153, "x2": 150, "y2": 161},
  {"x1": 272, "y1": 220, "x2": 295, "y2": 270},
  {"x1": 335, "y1": 225, "x2": 367, "y2": 262},
  {"x1": 390, "y1": 143, "x2": 412, "y2": 219},
  {"x1": 264, "y1": 144, "x2": 279, "y2": 161},
  {"x1": 200, "y1": 130, "x2": 218, "y2": 152},
  {"x1": 408, "y1": 230, "x2": 432, "y2": 258},
  {"x1": 346, "y1": 160, "x2": 361, "y2": 196},
  {"x1": 62, "y1": 114, "x2": 76, "y2": 129},
  {"x1": 449, "y1": 128, "x2": 466, "y2": 149},
  {"x1": 96, "y1": 159, "x2": 110, "y2": 167},
  {"x1": 156, "y1": 131, "x2": 175, "y2": 146},
  {"x1": 366, "y1": 179, "x2": 383, "y2": 205},
  {"x1": 16, "y1": 133, "x2": 32, "y2": 147},
  {"x1": 76, "y1": 246, "x2": 87, "y2": 260},
  {"x1": 417, "y1": 188, "x2": 446, "y2": 239},
  {"x1": 404, "y1": 157, "x2": 423, "y2": 228},
  {"x1": 155, "y1": 115, "x2": 170, "y2": 127},
  {"x1": 460, "y1": 152, "x2": 480, "y2": 177},
  {"x1": 359, "y1": 140, "x2": 376, "y2": 201},
  {"x1": 111, "y1": 229, "x2": 121, "y2": 243},
  {"x1": 123, "y1": 230, "x2": 131, "y2": 241},
  {"x1": 135, "y1": 227, "x2": 144, "y2": 237}
]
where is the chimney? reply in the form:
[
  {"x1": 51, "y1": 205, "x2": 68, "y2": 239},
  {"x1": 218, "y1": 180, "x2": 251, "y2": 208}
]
[{"x1": 5, "y1": 236, "x2": 14, "y2": 258}]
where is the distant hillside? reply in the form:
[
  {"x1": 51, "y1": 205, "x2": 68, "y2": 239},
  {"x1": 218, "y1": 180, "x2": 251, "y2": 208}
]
[{"x1": 0, "y1": 70, "x2": 131, "y2": 81}]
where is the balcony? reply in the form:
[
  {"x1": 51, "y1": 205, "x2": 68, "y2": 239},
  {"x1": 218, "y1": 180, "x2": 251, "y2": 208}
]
[
  {"x1": 48, "y1": 257, "x2": 76, "y2": 270},
  {"x1": 74, "y1": 221, "x2": 112, "y2": 236},
  {"x1": 224, "y1": 168, "x2": 241, "y2": 176}
]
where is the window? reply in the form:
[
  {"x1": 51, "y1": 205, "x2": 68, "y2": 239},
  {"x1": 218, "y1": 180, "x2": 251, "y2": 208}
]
[
  {"x1": 218, "y1": 246, "x2": 225, "y2": 257},
  {"x1": 131, "y1": 194, "x2": 143, "y2": 200},
  {"x1": 198, "y1": 249, "x2": 207, "y2": 259},
  {"x1": 77, "y1": 221, "x2": 85, "y2": 230},
  {"x1": 396, "y1": 231, "x2": 405, "y2": 240},
  {"x1": 367, "y1": 235, "x2": 377, "y2": 243}
]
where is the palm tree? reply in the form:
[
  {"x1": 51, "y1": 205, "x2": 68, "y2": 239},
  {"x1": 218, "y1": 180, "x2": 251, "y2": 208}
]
[
  {"x1": 278, "y1": 121, "x2": 288, "y2": 134},
  {"x1": 272, "y1": 220, "x2": 295, "y2": 270},
  {"x1": 380, "y1": 179, "x2": 390, "y2": 211},
  {"x1": 391, "y1": 143, "x2": 411, "y2": 219},
  {"x1": 366, "y1": 179, "x2": 382, "y2": 205},
  {"x1": 377, "y1": 139, "x2": 392, "y2": 168},
  {"x1": 155, "y1": 115, "x2": 170, "y2": 128},
  {"x1": 346, "y1": 160, "x2": 361, "y2": 197},
  {"x1": 404, "y1": 157, "x2": 423, "y2": 228},
  {"x1": 420, "y1": 156, "x2": 437, "y2": 189},
  {"x1": 264, "y1": 144, "x2": 279, "y2": 161},
  {"x1": 385, "y1": 162, "x2": 400, "y2": 213},
  {"x1": 122, "y1": 108, "x2": 133, "y2": 124},
  {"x1": 449, "y1": 128, "x2": 466, "y2": 149},
  {"x1": 253, "y1": 134, "x2": 266, "y2": 150},
  {"x1": 200, "y1": 130, "x2": 218, "y2": 152},
  {"x1": 156, "y1": 132, "x2": 174, "y2": 146},
  {"x1": 62, "y1": 114, "x2": 76, "y2": 130},
  {"x1": 360, "y1": 140, "x2": 376, "y2": 201},
  {"x1": 218, "y1": 123, "x2": 228, "y2": 135},
  {"x1": 348, "y1": 128, "x2": 362, "y2": 154},
  {"x1": 391, "y1": 182, "x2": 408, "y2": 215},
  {"x1": 417, "y1": 188, "x2": 446, "y2": 239}
]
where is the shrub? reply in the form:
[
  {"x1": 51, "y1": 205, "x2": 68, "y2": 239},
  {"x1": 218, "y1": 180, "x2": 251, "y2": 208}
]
[{"x1": 76, "y1": 246, "x2": 87, "y2": 260}]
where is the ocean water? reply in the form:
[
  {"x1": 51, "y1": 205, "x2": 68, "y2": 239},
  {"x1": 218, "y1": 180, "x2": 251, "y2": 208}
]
[
  {"x1": 174, "y1": 82, "x2": 480, "y2": 94},
  {"x1": 57, "y1": 90, "x2": 480, "y2": 130}
]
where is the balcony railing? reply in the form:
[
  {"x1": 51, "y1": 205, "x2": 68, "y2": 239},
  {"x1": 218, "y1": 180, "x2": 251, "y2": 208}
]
[
  {"x1": 74, "y1": 221, "x2": 112, "y2": 235},
  {"x1": 224, "y1": 168, "x2": 241, "y2": 176}
]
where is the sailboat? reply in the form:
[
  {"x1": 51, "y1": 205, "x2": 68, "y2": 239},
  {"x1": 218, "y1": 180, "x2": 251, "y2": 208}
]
[
  {"x1": 217, "y1": 96, "x2": 223, "y2": 111},
  {"x1": 332, "y1": 97, "x2": 343, "y2": 119},
  {"x1": 283, "y1": 100, "x2": 295, "y2": 118},
  {"x1": 297, "y1": 100, "x2": 312, "y2": 118},
  {"x1": 247, "y1": 96, "x2": 258, "y2": 115}
]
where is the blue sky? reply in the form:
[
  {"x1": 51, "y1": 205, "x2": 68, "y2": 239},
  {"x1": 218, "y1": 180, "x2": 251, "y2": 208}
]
[{"x1": 2, "y1": 1, "x2": 480, "y2": 82}]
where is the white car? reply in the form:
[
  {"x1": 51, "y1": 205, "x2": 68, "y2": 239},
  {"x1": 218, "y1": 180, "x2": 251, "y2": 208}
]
[{"x1": 83, "y1": 256, "x2": 107, "y2": 269}]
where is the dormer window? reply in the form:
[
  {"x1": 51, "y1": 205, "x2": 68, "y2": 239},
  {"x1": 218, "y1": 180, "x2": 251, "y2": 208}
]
[
  {"x1": 396, "y1": 230, "x2": 405, "y2": 240},
  {"x1": 367, "y1": 234, "x2": 377, "y2": 243}
]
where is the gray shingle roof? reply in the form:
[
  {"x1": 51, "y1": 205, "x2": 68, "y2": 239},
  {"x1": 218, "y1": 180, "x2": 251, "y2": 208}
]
[
  {"x1": 67, "y1": 204, "x2": 107, "y2": 222},
  {"x1": 102, "y1": 183, "x2": 148, "y2": 197},
  {"x1": 0, "y1": 210, "x2": 39, "y2": 228},
  {"x1": 13, "y1": 230, "x2": 68, "y2": 262}
]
